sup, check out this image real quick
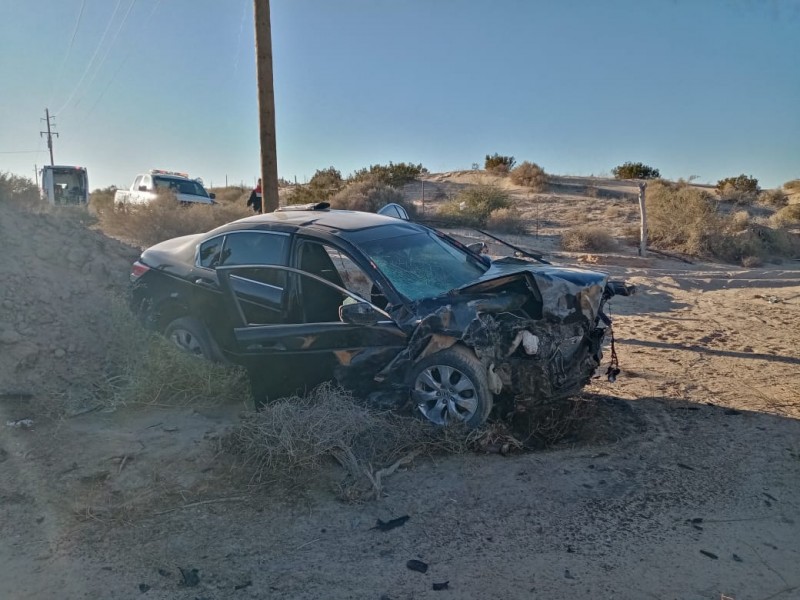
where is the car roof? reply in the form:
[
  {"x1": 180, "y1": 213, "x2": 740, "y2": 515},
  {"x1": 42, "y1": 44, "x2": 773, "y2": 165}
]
[{"x1": 209, "y1": 209, "x2": 426, "y2": 239}]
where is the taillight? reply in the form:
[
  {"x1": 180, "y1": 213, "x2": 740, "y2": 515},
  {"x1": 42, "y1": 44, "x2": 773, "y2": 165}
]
[{"x1": 131, "y1": 260, "x2": 150, "y2": 282}]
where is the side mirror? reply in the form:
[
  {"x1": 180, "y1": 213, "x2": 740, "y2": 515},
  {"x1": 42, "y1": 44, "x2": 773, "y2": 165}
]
[
  {"x1": 209, "y1": 192, "x2": 216, "y2": 199},
  {"x1": 339, "y1": 301, "x2": 381, "y2": 326},
  {"x1": 138, "y1": 185, "x2": 148, "y2": 191},
  {"x1": 377, "y1": 203, "x2": 410, "y2": 220}
]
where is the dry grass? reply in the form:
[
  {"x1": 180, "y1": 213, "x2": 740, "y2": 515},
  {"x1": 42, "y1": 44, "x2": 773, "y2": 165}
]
[
  {"x1": 784, "y1": 179, "x2": 800, "y2": 193},
  {"x1": 101, "y1": 299, "x2": 250, "y2": 408},
  {"x1": 94, "y1": 194, "x2": 251, "y2": 247},
  {"x1": 437, "y1": 184, "x2": 512, "y2": 227},
  {"x1": 759, "y1": 189, "x2": 788, "y2": 208},
  {"x1": 486, "y1": 207, "x2": 527, "y2": 233},
  {"x1": 770, "y1": 204, "x2": 800, "y2": 228},
  {"x1": 718, "y1": 182, "x2": 758, "y2": 205},
  {"x1": 730, "y1": 210, "x2": 751, "y2": 232},
  {"x1": 561, "y1": 225, "x2": 616, "y2": 252},
  {"x1": 222, "y1": 383, "x2": 466, "y2": 500}
]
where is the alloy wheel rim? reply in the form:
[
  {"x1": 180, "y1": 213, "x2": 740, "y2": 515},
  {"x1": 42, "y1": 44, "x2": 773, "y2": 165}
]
[
  {"x1": 170, "y1": 329, "x2": 203, "y2": 356},
  {"x1": 414, "y1": 364, "x2": 478, "y2": 425}
]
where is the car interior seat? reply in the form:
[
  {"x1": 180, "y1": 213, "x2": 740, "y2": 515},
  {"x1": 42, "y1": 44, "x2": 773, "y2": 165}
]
[{"x1": 299, "y1": 244, "x2": 345, "y2": 322}]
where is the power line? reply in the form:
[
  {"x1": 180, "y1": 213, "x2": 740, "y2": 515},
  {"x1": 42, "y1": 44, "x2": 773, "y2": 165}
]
[
  {"x1": 78, "y1": 0, "x2": 163, "y2": 124},
  {"x1": 48, "y1": 0, "x2": 87, "y2": 107},
  {"x1": 73, "y1": 0, "x2": 138, "y2": 110},
  {"x1": 0, "y1": 150, "x2": 41, "y2": 154},
  {"x1": 53, "y1": 0, "x2": 124, "y2": 116}
]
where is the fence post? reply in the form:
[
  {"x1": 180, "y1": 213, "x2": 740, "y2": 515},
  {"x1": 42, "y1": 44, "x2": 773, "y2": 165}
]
[{"x1": 638, "y1": 182, "x2": 647, "y2": 256}]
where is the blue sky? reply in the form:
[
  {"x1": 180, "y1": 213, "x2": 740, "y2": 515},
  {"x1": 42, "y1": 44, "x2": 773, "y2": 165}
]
[{"x1": 1, "y1": 0, "x2": 798, "y2": 190}]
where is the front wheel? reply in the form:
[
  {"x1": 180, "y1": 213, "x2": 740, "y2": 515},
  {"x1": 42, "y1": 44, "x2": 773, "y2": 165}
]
[{"x1": 408, "y1": 345, "x2": 492, "y2": 428}]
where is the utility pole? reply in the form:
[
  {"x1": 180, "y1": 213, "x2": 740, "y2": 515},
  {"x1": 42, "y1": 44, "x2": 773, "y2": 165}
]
[
  {"x1": 253, "y1": 0, "x2": 279, "y2": 214},
  {"x1": 40, "y1": 108, "x2": 59, "y2": 166},
  {"x1": 34, "y1": 164, "x2": 39, "y2": 188},
  {"x1": 638, "y1": 182, "x2": 648, "y2": 256}
]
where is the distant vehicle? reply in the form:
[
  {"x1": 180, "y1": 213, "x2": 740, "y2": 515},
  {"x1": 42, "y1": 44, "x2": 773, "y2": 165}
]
[
  {"x1": 114, "y1": 169, "x2": 216, "y2": 206},
  {"x1": 41, "y1": 165, "x2": 89, "y2": 205},
  {"x1": 129, "y1": 202, "x2": 634, "y2": 428}
]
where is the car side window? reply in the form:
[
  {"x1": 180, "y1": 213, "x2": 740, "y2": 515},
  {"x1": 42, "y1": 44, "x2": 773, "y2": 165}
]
[
  {"x1": 292, "y1": 241, "x2": 381, "y2": 323},
  {"x1": 132, "y1": 175, "x2": 142, "y2": 190},
  {"x1": 218, "y1": 232, "x2": 288, "y2": 287}
]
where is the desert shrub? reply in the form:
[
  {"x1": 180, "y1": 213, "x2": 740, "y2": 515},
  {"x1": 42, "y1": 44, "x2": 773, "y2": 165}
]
[
  {"x1": 88, "y1": 186, "x2": 117, "y2": 214},
  {"x1": 716, "y1": 174, "x2": 759, "y2": 195},
  {"x1": 349, "y1": 162, "x2": 424, "y2": 188},
  {"x1": 486, "y1": 207, "x2": 527, "y2": 233},
  {"x1": 741, "y1": 255, "x2": 763, "y2": 268},
  {"x1": 329, "y1": 179, "x2": 416, "y2": 216},
  {"x1": 0, "y1": 171, "x2": 40, "y2": 207},
  {"x1": 646, "y1": 180, "x2": 799, "y2": 262},
  {"x1": 784, "y1": 179, "x2": 800, "y2": 193},
  {"x1": 438, "y1": 184, "x2": 511, "y2": 226},
  {"x1": 96, "y1": 193, "x2": 251, "y2": 247},
  {"x1": 612, "y1": 162, "x2": 660, "y2": 180},
  {"x1": 730, "y1": 210, "x2": 751, "y2": 232},
  {"x1": 484, "y1": 153, "x2": 516, "y2": 173},
  {"x1": 287, "y1": 166, "x2": 345, "y2": 204},
  {"x1": 509, "y1": 161, "x2": 548, "y2": 191},
  {"x1": 560, "y1": 225, "x2": 616, "y2": 252},
  {"x1": 758, "y1": 189, "x2": 788, "y2": 208},
  {"x1": 222, "y1": 383, "x2": 465, "y2": 498},
  {"x1": 770, "y1": 204, "x2": 800, "y2": 228}
]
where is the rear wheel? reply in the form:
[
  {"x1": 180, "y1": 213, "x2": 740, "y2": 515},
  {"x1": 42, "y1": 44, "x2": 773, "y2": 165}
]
[
  {"x1": 408, "y1": 345, "x2": 492, "y2": 428},
  {"x1": 164, "y1": 317, "x2": 225, "y2": 363}
]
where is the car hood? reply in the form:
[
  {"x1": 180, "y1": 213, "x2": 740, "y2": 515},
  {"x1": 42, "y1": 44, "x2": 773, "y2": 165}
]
[{"x1": 458, "y1": 256, "x2": 608, "y2": 323}]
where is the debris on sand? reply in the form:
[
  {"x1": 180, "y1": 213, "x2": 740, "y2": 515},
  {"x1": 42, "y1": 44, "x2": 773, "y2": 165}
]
[
  {"x1": 371, "y1": 515, "x2": 410, "y2": 532},
  {"x1": 406, "y1": 559, "x2": 428, "y2": 574}
]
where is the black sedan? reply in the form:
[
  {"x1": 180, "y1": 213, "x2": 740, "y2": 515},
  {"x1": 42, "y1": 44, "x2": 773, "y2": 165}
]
[{"x1": 130, "y1": 203, "x2": 632, "y2": 427}]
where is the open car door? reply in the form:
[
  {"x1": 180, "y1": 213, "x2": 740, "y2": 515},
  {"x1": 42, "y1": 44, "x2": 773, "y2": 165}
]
[{"x1": 216, "y1": 264, "x2": 407, "y2": 399}]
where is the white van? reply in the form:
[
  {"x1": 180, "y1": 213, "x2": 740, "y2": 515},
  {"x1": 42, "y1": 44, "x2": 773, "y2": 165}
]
[{"x1": 41, "y1": 165, "x2": 89, "y2": 205}]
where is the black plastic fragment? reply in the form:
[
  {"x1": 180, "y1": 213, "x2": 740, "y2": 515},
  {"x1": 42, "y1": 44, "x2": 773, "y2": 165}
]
[
  {"x1": 432, "y1": 581, "x2": 449, "y2": 591},
  {"x1": 179, "y1": 567, "x2": 200, "y2": 587},
  {"x1": 700, "y1": 550, "x2": 718, "y2": 559},
  {"x1": 372, "y1": 515, "x2": 410, "y2": 532},
  {"x1": 139, "y1": 583, "x2": 150, "y2": 593},
  {"x1": 234, "y1": 580, "x2": 252, "y2": 591},
  {"x1": 677, "y1": 463, "x2": 694, "y2": 471},
  {"x1": 406, "y1": 559, "x2": 428, "y2": 574}
]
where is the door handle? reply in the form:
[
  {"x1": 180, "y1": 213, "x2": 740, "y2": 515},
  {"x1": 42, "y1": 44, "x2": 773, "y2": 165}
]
[{"x1": 194, "y1": 278, "x2": 217, "y2": 288}]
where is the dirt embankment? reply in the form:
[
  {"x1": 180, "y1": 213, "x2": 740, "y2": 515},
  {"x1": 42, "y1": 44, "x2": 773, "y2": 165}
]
[{"x1": 0, "y1": 202, "x2": 139, "y2": 408}]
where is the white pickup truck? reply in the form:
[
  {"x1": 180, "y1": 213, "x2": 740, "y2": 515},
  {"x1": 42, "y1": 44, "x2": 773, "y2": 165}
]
[{"x1": 114, "y1": 170, "x2": 216, "y2": 205}]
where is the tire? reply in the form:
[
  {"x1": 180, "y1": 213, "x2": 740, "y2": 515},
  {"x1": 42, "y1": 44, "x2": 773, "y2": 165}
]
[
  {"x1": 408, "y1": 345, "x2": 493, "y2": 428},
  {"x1": 164, "y1": 317, "x2": 225, "y2": 363}
]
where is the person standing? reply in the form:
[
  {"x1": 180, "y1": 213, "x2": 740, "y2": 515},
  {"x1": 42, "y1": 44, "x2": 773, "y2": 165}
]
[{"x1": 246, "y1": 178, "x2": 263, "y2": 213}]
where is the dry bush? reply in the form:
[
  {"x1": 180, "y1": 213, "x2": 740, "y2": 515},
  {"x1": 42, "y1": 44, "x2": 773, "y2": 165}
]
[
  {"x1": 510, "y1": 161, "x2": 548, "y2": 191},
  {"x1": 646, "y1": 180, "x2": 724, "y2": 256},
  {"x1": 718, "y1": 182, "x2": 758, "y2": 204},
  {"x1": 759, "y1": 189, "x2": 788, "y2": 208},
  {"x1": 486, "y1": 207, "x2": 526, "y2": 233},
  {"x1": 96, "y1": 194, "x2": 251, "y2": 247},
  {"x1": 770, "y1": 204, "x2": 800, "y2": 228},
  {"x1": 784, "y1": 179, "x2": 800, "y2": 193},
  {"x1": 437, "y1": 184, "x2": 511, "y2": 227},
  {"x1": 329, "y1": 178, "x2": 416, "y2": 216},
  {"x1": 101, "y1": 299, "x2": 249, "y2": 408},
  {"x1": 222, "y1": 383, "x2": 465, "y2": 499},
  {"x1": 730, "y1": 210, "x2": 751, "y2": 232},
  {"x1": 563, "y1": 207, "x2": 590, "y2": 224},
  {"x1": 0, "y1": 171, "x2": 41, "y2": 208},
  {"x1": 561, "y1": 225, "x2": 616, "y2": 252},
  {"x1": 741, "y1": 255, "x2": 763, "y2": 268}
]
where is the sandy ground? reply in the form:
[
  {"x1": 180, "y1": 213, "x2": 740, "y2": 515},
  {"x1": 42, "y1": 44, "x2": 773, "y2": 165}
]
[{"x1": 1, "y1": 183, "x2": 799, "y2": 599}]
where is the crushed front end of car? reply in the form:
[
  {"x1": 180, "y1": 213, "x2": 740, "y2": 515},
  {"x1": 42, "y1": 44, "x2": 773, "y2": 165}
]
[{"x1": 377, "y1": 257, "x2": 633, "y2": 408}]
